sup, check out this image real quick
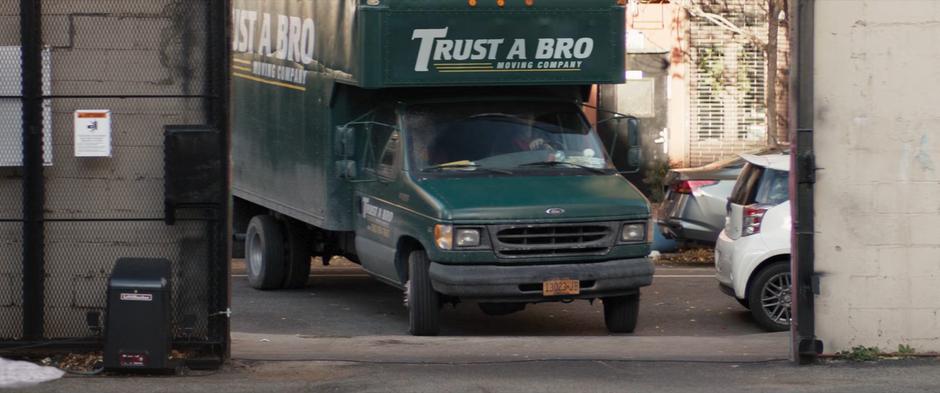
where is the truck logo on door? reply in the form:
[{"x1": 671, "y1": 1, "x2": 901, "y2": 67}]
[{"x1": 545, "y1": 208, "x2": 565, "y2": 215}]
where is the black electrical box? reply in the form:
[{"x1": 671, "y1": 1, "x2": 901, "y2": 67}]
[{"x1": 103, "y1": 258, "x2": 173, "y2": 371}]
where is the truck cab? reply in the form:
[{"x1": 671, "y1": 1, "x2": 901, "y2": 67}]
[
  {"x1": 343, "y1": 89, "x2": 653, "y2": 334},
  {"x1": 232, "y1": 0, "x2": 653, "y2": 335}
]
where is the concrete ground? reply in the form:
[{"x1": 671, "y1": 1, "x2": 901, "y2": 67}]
[
  {"x1": 15, "y1": 260, "x2": 940, "y2": 391},
  {"x1": 20, "y1": 358, "x2": 940, "y2": 392}
]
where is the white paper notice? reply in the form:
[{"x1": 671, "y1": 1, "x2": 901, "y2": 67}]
[{"x1": 74, "y1": 110, "x2": 112, "y2": 157}]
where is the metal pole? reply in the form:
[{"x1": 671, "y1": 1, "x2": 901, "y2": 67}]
[
  {"x1": 210, "y1": 0, "x2": 233, "y2": 360},
  {"x1": 790, "y1": 0, "x2": 820, "y2": 364},
  {"x1": 20, "y1": 0, "x2": 45, "y2": 340}
]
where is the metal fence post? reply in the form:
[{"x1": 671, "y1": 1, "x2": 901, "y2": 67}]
[
  {"x1": 20, "y1": 0, "x2": 45, "y2": 340},
  {"x1": 791, "y1": 0, "x2": 821, "y2": 364},
  {"x1": 209, "y1": 0, "x2": 233, "y2": 359}
]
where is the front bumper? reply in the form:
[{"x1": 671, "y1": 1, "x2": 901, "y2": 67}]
[{"x1": 428, "y1": 258, "x2": 654, "y2": 302}]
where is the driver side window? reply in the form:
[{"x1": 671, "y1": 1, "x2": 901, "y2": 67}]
[
  {"x1": 371, "y1": 107, "x2": 399, "y2": 180},
  {"x1": 377, "y1": 132, "x2": 399, "y2": 179}
]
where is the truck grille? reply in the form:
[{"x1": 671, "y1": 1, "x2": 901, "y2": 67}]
[{"x1": 492, "y1": 223, "x2": 617, "y2": 258}]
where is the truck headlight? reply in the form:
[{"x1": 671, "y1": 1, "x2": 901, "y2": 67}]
[
  {"x1": 621, "y1": 223, "x2": 646, "y2": 243},
  {"x1": 434, "y1": 224, "x2": 453, "y2": 250},
  {"x1": 455, "y1": 229, "x2": 480, "y2": 247}
]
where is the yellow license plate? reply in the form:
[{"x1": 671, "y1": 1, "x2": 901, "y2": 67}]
[{"x1": 542, "y1": 279, "x2": 580, "y2": 296}]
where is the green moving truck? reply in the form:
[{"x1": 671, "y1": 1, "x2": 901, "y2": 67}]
[{"x1": 232, "y1": 0, "x2": 654, "y2": 335}]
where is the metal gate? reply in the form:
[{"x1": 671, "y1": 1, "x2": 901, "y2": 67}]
[
  {"x1": 688, "y1": 4, "x2": 770, "y2": 167},
  {"x1": 0, "y1": 0, "x2": 230, "y2": 362}
]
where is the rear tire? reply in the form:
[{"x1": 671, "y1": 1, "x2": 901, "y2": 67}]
[
  {"x1": 282, "y1": 220, "x2": 312, "y2": 289},
  {"x1": 747, "y1": 261, "x2": 791, "y2": 332},
  {"x1": 407, "y1": 250, "x2": 440, "y2": 336},
  {"x1": 245, "y1": 215, "x2": 285, "y2": 290},
  {"x1": 603, "y1": 292, "x2": 640, "y2": 333}
]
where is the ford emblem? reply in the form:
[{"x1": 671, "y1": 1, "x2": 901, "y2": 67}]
[{"x1": 545, "y1": 208, "x2": 565, "y2": 215}]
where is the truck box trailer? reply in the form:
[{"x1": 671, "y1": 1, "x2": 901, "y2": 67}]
[{"x1": 232, "y1": 0, "x2": 653, "y2": 335}]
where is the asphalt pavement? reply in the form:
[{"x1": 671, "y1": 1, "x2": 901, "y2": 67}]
[
  {"x1": 226, "y1": 259, "x2": 788, "y2": 365},
  {"x1": 230, "y1": 259, "x2": 766, "y2": 337}
]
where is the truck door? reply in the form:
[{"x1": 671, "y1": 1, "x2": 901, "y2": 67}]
[{"x1": 353, "y1": 106, "x2": 404, "y2": 283}]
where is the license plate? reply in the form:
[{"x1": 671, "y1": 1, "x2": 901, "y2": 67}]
[{"x1": 542, "y1": 279, "x2": 580, "y2": 296}]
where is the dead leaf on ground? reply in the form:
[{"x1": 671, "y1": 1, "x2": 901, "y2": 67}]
[{"x1": 654, "y1": 247, "x2": 715, "y2": 265}]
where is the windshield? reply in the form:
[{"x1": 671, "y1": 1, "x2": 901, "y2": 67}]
[{"x1": 404, "y1": 101, "x2": 614, "y2": 175}]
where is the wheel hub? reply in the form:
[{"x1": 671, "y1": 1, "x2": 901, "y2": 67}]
[
  {"x1": 248, "y1": 232, "x2": 263, "y2": 274},
  {"x1": 760, "y1": 272, "x2": 792, "y2": 324}
]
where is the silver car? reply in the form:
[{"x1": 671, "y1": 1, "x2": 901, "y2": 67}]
[{"x1": 656, "y1": 157, "x2": 744, "y2": 245}]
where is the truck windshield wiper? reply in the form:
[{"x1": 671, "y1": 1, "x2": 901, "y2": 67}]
[
  {"x1": 423, "y1": 162, "x2": 512, "y2": 175},
  {"x1": 517, "y1": 160, "x2": 607, "y2": 174}
]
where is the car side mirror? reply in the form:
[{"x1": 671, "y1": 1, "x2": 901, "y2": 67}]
[
  {"x1": 336, "y1": 125, "x2": 355, "y2": 158},
  {"x1": 336, "y1": 159, "x2": 357, "y2": 179},
  {"x1": 335, "y1": 125, "x2": 357, "y2": 179},
  {"x1": 625, "y1": 117, "x2": 642, "y2": 171},
  {"x1": 597, "y1": 115, "x2": 641, "y2": 174}
]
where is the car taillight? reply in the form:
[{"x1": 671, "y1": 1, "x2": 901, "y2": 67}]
[
  {"x1": 742, "y1": 205, "x2": 768, "y2": 236},
  {"x1": 671, "y1": 180, "x2": 718, "y2": 194}
]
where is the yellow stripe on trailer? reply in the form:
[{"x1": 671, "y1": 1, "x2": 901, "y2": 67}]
[{"x1": 232, "y1": 72, "x2": 306, "y2": 91}]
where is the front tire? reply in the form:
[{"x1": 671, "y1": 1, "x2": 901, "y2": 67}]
[
  {"x1": 245, "y1": 215, "x2": 285, "y2": 290},
  {"x1": 747, "y1": 261, "x2": 791, "y2": 332},
  {"x1": 407, "y1": 250, "x2": 440, "y2": 336},
  {"x1": 603, "y1": 292, "x2": 640, "y2": 333}
]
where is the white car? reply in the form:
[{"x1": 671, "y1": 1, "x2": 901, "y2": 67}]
[{"x1": 715, "y1": 154, "x2": 791, "y2": 331}]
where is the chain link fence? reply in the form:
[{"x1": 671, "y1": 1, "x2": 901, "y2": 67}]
[{"x1": 0, "y1": 0, "x2": 229, "y2": 363}]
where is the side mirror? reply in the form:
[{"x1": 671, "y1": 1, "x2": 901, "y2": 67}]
[
  {"x1": 335, "y1": 125, "x2": 357, "y2": 179},
  {"x1": 597, "y1": 115, "x2": 642, "y2": 174},
  {"x1": 625, "y1": 117, "x2": 642, "y2": 172},
  {"x1": 336, "y1": 159, "x2": 357, "y2": 179},
  {"x1": 336, "y1": 125, "x2": 355, "y2": 158}
]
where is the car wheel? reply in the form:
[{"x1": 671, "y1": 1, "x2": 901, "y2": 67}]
[
  {"x1": 747, "y1": 261, "x2": 791, "y2": 332},
  {"x1": 245, "y1": 215, "x2": 285, "y2": 290},
  {"x1": 603, "y1": 292, "x2": 640, "y2": 333},
  {"x1": 407, "y1": 249, "x2": 440, "y2": 336},
  {"x1": 282, "y1": 220, "x2": 312, "y2": 289}
]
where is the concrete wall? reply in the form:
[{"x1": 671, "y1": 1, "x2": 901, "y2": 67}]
[{"x1": 814, "y1": 0, "x2": 940, "y2": 353}]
